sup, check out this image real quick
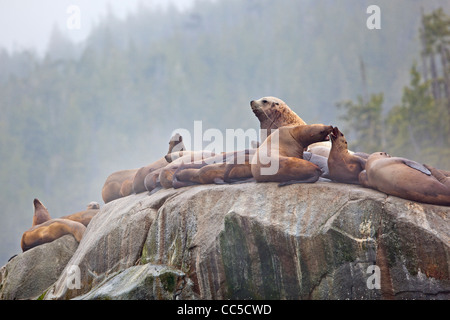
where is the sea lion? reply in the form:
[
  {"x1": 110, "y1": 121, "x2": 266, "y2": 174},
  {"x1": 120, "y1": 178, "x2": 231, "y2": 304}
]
[
  {"x1": 168, "y1": 133, "x2": 186, "y2": 154},
  {"x1": 158, "y1": 151, "x2": 216, "y2": 189},
  {"x1": 303, "y1": 152, "x2": 330, "y2": 179},
  {"x1": 21, "y1": 218, "x2": 86, "y2": 252},
  {"x1": 250, "y1": 96, "x2": 331, "y2": 150},
  {"x1": 359, "y1": 152, "x2": 450, "y2": 206},
  {"x1": 60, "y1": 201, "x2": 100, "y2": 227},
  {"x1": 251, "y1": 96, "x2": 306, "y2": 130},
  {"x1": 172, "y1": 150, "x2": 256, "y2": 188},
  {"x1": 328, "y1": 127, "x2": 366, "y2": 184},
  {"x1": 132, "y1": 133, "x2": 188, "y2": 194},
  {"x1": 102, "y1": 168, "x2": 139, "y2": 203},
  {"x1": 251, "y1": 124, "x2": 333, "y2": 185},
  {"x1": 21, "y1": 199, "x2": 87, "y2": 252}
]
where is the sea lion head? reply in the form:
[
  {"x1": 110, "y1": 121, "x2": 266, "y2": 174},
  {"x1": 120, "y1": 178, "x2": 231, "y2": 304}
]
[
  {"x1": 168, "y1": 133, "x2": 185, "y2": 154},
  {"x1": 87, "y1": 201, "x2": 100, "y2": 210},
  {"x1": 250, "y1": 96, "x2": 306, "y2": 130},
  {"x1": 330, "y1": 127, "x2": 348, "y2": 150},
  {"x1": 367, "y1": 151, "x2": 391, "y2": 162},
  {"x1": 307, "y1": 124, "x2": 333, "y2": 143},
  {"x1": 32, "y1": 198, "x2": 51, "y2": 226}
]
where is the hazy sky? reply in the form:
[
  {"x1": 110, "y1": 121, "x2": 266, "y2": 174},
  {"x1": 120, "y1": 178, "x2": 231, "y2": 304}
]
[{"x1": 0, "y1": 0, "x2": 197, "y2": 55}]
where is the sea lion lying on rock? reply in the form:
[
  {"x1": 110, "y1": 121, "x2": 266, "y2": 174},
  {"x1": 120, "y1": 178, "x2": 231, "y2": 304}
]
[
  {"x1": 251, "y1": 124, "x2": 333, "y2": 185},
  {"x1": 60, "y1": 201, "x2": 100, "y2": 227},
  {"x1": 20, "y1": 199, "x2": 93, "y2": 252},
  {"x1": 172, "y1": 150, "x2": 256, "y2": 188},
  {"x1": 102, "y1": 168, "x2": 139, "y2": 203},
  {"x1": 359, "y1": 152, "x2": 450, "y2": 206}
]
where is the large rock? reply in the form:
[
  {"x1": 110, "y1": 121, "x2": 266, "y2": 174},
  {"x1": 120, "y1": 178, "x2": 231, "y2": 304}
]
[
  {"x1": 6, "y1": 182, "x2": 448, "y2": 300},
  {"x1": 0, "y1": 235, "x2": 79, "y2": 300},
  {"x1": 140, "y1": 182, "x2": 450, "y2": 299},
  {"x1": 74, "y1": 264, "x2": 196, "y2": 300}
]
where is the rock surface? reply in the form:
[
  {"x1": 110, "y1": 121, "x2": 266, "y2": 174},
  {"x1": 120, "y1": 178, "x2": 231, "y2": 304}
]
[
  {"x1": 1, "y1": 182, "x2": 449, "y2": 300},
  {"x1": 0, "y1": 235, "x2": 79, "y2": 300}
]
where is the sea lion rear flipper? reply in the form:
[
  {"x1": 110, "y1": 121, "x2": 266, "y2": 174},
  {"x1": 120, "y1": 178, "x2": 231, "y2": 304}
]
[
  {"x1": 399, "y1": 158, "x2": 431, "y2": 176},
  {"x1": 424, "y1": 164, "x2": 449, "y2": 185}
]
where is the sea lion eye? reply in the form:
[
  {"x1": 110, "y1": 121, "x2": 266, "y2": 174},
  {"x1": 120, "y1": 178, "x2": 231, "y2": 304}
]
[
  {"x1": 275, "y1": 102, "x2": 279, "y2": 105},
  {"x1": 262, "y1": 100, "x2": 268, "y2": 104}
]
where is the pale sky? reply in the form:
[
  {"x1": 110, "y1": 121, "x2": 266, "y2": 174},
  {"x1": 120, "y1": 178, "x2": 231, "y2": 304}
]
[{"x1": 0, "y1": 0, "x2": 197, "y2": 55}]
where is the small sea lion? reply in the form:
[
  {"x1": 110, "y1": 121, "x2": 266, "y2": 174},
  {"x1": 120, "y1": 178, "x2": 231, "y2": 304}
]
[
  {"x1": 328, "y1": 127, "x2": 366, "y2": 184},
  {"x1": 168, "y1": 133, "x2": 186, "y2": 154},
  {"x1": 60, "y1": 202, "x2": 100, "y2": 227},
  {"x1": 359, "y1": 152, "x2": 450, "y2": 206},
  {"x1": 132, "y1": 133, "x2": 187, "y2": 194},
  {"x1": 251, "y1": 124, "x2": 333, "y2": 185}
]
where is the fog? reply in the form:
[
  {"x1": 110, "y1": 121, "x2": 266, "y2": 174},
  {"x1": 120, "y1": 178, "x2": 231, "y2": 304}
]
[
  {"x1": 0, "y1": 0, "x2": 196, "y2": 55},
  {"x1": 0, "y1": 0, "x2": 448, "y2": 267}
]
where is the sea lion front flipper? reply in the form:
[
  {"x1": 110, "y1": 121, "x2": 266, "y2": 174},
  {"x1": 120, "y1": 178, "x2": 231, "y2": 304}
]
[{"x1": 399, "y1": 158, "x2": 431, "y2": 176}]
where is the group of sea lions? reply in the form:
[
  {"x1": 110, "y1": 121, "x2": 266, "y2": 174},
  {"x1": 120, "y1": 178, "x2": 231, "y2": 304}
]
[
  {"x1": 102, "y1": 96, "x2": 450, "y2": 207},
  {"x1": 19, "y1": 96, "x2": 450, "y2": 254}
]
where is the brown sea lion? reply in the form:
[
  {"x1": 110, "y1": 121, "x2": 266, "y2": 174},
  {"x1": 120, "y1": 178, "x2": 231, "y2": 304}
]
[
  {"x1": 132, "y1": 133, "x2": 188, "y2": 194},
  {"x1": 328, "y1": 127, "x2": 366, "y2": 184},
  {"x1": 21, "y1": 218, "x2": 86, "y2": 252},
  {"x1": 251, "y1": 96, "x2": 306, "y2": 130},
  {"x1": 21, "y1": 199, "x2": 87, "y2": 252},
  {"x1": 168, "y1": 133, "x2": 186, "y2": 154},
  {"x1": 359, "y1": 152, "x2": 450, "y2": 206},
  {"x1": 251, "y1": 124, "x2": 333, "y2": 185},
  {"x1": 250, "y1": 96, "x2": 331, "y2": 150},
  {"x1": 101, "y1": 168, "x2": 139, "y2": 203},
  {"x1": 60, "y1": 201, "x2": 100, "y2": 227},
  {"x1": 172, "y1": 150, "x2": 256, "y2": 188},
  {"x1": 158, "y1": 151, "x2": 216, "y2": 188}
]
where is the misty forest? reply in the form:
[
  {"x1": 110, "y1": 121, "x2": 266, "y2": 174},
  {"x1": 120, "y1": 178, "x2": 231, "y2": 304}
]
[{"x1": 0, "y1": 0, "x2": 449, "y2": 265}]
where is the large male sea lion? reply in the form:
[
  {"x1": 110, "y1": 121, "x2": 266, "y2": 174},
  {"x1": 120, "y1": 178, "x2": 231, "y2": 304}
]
[
  {"x1": 251, "y1": 96, "x2": 306, "y2": 130},
  {"x1": 21, "y1": 199, "x2": 87, "y2": 252},
  {"x1": 359, "y1": 152, "x2": 450, "y2": 206},
  {"x1": 250, "y1": 96, "x2": 331, "y2": 153},
  {"x1": 251, "y1": 124, "x2": 333, "y2": 185},
  {"x1": 328, "y1": 127, "x2": 366, "y2": 184}
]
